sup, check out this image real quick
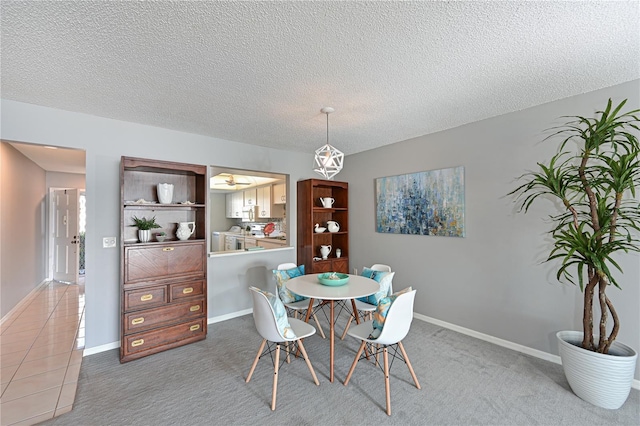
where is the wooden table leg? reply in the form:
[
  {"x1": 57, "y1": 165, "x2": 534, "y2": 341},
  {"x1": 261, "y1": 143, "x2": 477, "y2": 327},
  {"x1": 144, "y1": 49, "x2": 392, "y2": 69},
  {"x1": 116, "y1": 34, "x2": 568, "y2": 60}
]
[
  {"x1": 330, "y1": 300, "x2": 335, "y2": 383},
  {"x1": 304, "y1": 298, "x2": 314, "y2": 323},
  {"x1": 351, "y1": 299, "x2": 360, "y2": 324}
]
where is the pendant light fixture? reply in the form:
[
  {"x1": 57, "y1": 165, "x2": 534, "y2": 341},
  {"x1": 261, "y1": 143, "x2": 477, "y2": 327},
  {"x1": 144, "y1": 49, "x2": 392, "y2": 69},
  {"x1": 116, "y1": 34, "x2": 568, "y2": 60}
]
[{"x1": 314, "y1": 107, "x2": 344, "y2": 180}]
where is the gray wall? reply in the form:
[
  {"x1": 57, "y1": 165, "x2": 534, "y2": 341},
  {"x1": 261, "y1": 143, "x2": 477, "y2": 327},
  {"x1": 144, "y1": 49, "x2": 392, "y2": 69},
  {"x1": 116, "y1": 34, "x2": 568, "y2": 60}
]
[
  {"x1": 46, "y1": 171, "x2": 85, "y2": 189},
  {"x1": 0, "y1": 142, "x2": 47, "y2": 316},
  {"x1": 340, "y1": 80, "x2": 640, "y2": 379},
  {"x1": 1, "y1": 99, "x2": 315, "y2": 350}
]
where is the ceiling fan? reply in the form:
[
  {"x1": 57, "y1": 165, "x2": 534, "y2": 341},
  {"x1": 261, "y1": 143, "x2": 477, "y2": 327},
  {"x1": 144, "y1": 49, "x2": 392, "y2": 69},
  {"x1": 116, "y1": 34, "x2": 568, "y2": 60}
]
[{"x1": 214, "y1": 174, "x2": 251, "y2": 186}]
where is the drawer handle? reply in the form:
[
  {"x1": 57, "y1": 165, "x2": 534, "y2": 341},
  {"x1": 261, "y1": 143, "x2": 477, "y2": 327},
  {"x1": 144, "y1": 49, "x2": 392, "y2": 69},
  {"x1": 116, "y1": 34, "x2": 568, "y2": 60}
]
[
  {"x1": 140, "y1": 294, "x2": 153, "y2": 301},
  {"x1": 131, "y1": 339, "x2": 144, "y2": 347},
  {"x1": 190, "y1": 324, "x2": 200, "y2": 331},
  {"x1": 182, "y1": 287, "x2": 194, "y2": 294},
  {"x1": 163, "y1": 247, "x2": 174, "y2": 252},
  {"x1": 190, "y1": 305, "x2": 200, "y2": 312},
  {"x1": 131, "y1": 317, "x2": 145, "y2": 325}
]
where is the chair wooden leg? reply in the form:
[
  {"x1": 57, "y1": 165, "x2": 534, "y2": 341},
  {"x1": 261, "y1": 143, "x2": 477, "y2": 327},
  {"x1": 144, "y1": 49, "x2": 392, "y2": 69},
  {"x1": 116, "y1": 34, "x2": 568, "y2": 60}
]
[
  {"x1": 340, "y1": 315, "x2": 353, "y2": 340},
  {"x1": 312, "y1": 312, "x2": 326, "y2": 339},
  {"x1": 398, "y1": 341, "x2": 421, "y2": 389},
  {"x1": 343, "y1": 340, "x2": 366, "y2": 386},
  {"x1": 284, "y1": 341, "x2": 291, "y2": 363},
  {"x1": 383, "y1": 347, "x2": 391, "y2": 416},
  {"x1": 246, "y1": 339, "x2": 266, "y2": 383},
  {"x1": 296, "y1": 339, "x2": 320, "y2": 386},
  {"x1": 271, "y1": 343, "x2": 280, "y2": 411}
]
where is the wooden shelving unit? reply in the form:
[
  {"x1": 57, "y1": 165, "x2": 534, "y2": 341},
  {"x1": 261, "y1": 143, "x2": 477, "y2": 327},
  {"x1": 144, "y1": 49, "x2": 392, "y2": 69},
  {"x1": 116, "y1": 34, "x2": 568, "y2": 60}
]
[
  {"x1": 297, "y1": 179, "x2": 349, "y2": 273},
  {"x1": 120, "y1": 156, "x2": 207, "y2": 363}
]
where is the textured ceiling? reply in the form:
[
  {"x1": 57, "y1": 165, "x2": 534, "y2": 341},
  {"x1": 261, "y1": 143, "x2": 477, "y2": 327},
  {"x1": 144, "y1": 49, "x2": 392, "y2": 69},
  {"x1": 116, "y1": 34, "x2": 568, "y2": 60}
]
[{"x1": 2, "y1": 1, "x2": 639, "y2": 156}]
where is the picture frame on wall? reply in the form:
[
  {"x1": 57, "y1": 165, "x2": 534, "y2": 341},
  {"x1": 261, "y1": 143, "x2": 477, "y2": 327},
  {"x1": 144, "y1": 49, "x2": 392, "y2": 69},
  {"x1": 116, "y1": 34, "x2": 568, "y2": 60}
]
[{"x1": 375, "y1": 166, "x2": 465, "y2": 237}]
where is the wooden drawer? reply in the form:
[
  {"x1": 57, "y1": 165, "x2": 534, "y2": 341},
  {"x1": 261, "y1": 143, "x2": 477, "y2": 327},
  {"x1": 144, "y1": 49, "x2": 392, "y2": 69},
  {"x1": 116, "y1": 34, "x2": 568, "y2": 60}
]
[
  {"x1": 122, "y1": 318, "x2": 206, "y2": 359},
  {"x1": 125, "y1": 243, "x2": 205, "y2": 283},
  {"x1": 311, "y1": 262, "x2": 333, "y2": 273},
  {"x1": 169, "y1": 280, "x2": 205, "y2": 302},
  {"x1": 332, "y1": 258, "x2": 349, "y2": 273},
  {"x1": 123, "y1": 298, "x2": 205, "y2": 334},
  {"x1": 124, "y1": 286, "x2": 167, "y2": 311}
]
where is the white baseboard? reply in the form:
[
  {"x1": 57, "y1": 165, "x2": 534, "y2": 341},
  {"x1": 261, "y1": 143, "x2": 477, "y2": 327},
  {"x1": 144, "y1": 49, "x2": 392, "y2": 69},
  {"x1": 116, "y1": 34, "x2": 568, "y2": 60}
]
[
  {"x1": 83, "y1": 341, "x2": 120, "y2": 357},
  {"x1": 413, "y1": 313, "x2": 640, "y2": 391},
  {"x1": 1, "y1": 280, "x2": 48, "y2": 325},
  {"x1": 208, "y1": 308, "x2": 252, "y2": 324}
]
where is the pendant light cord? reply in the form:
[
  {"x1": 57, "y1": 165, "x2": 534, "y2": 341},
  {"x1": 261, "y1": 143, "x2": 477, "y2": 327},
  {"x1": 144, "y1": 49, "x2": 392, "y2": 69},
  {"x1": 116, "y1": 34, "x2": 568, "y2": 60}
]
[{"x1": 326, "y1": 110, "x2": 330, "y2": 145}]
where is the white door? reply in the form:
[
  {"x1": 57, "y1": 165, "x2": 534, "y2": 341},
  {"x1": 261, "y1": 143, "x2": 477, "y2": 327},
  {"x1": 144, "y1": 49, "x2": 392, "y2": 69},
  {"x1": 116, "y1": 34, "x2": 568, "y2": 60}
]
[{"x1": 53, "y1": 189, "x2": 80, "y2": 283}]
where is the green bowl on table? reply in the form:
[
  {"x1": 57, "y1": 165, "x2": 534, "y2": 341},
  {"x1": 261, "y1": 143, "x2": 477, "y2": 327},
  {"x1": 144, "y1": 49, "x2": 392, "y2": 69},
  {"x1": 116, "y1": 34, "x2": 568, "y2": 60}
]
[{"x1": 318, "y1": 272, "x2": 349, "y2": 286}]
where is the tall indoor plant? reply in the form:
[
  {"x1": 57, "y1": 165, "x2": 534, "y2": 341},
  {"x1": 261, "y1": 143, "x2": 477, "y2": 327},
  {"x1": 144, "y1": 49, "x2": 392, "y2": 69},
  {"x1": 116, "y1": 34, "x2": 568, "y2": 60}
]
[{"x1": 510, "y1": 99, "x2": 639, "y2": 408}]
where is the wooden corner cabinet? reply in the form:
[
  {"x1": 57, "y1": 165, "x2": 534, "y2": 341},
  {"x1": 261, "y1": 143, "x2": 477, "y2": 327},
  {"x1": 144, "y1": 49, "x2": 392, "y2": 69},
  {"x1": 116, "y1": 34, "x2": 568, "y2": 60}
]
[
  {"x1": 297, "y1": 179, "x2": 349, "y2": 274},
  {"x1": 120, "y1": 156, "x2": 207, "y2": 363}
]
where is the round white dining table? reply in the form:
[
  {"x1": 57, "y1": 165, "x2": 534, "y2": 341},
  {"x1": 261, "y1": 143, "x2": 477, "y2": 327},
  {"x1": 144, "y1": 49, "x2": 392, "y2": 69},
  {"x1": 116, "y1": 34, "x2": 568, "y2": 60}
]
[{"x1": 286, "y1": 273, "x2": 379, "y2": 382}]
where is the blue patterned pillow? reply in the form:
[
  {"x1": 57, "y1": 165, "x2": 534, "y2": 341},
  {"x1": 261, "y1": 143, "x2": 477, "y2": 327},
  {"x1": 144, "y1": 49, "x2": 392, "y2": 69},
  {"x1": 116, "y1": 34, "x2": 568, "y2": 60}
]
[
  {"x1": 273, "y1": 265, "x2": 306, "y2": 303},
  {"x1": 250, "y1": 286, "x2": 297, "y2": 339},
  {"x1": 369, "y1": 286, "x2": 413, "y2": 339},
  {"x1": 356, "y1": 268, "x2": 394, "y2": 305}
]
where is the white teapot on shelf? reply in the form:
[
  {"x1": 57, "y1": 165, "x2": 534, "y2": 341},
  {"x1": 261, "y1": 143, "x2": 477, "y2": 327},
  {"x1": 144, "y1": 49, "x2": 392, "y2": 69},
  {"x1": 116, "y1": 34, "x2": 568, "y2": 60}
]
[
  {"x1": 176, "y1": 222, "x2": 195, "y2": 240},
  {"x1": 319, "y1": 245, "x2": 332, "y2": 260},
  {"x1": 327, "y1": 220, "x2": 340, "y2": 233},
  {"x1": 320, "y1": 197, "x2": 335, "y2": 208}
]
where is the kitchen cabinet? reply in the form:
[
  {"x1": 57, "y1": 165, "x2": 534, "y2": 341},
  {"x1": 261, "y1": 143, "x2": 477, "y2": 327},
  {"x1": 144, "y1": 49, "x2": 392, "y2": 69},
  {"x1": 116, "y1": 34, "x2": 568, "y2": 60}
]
[
  {"x1": 273, "y1": 183, "x2": 286, "y2": 204},
  {"x1": 258, "y1": 239, "x2": 287, "y2": 250},
  {"x1": 120, "y1": 156, "x2": 207, "y2": 363},
  {"x1": 244, "y1": 237, "x2": 257, "y2": 249},
  {"x1": 226, "y1": 191, "x2": 243, "y2": 218},
  {"x1": 297, "y1": 179, "x2": 349, "y2": 274},
  {"x1": 243, "y1": 188, "x2": 257, "y2": 207},
  {"x1": 256, "y1": 186, "x2": 271, "y2": 218}
]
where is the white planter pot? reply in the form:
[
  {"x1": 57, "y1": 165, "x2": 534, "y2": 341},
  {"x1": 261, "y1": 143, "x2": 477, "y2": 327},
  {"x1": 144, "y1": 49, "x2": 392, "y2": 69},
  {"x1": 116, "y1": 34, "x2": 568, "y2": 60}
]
[
  {"x1": 557, "y1": 330, "x2": 637, "y2": 409},
  {"x1": 138, "y1": 229, "x2": 151, "y2": 243}
]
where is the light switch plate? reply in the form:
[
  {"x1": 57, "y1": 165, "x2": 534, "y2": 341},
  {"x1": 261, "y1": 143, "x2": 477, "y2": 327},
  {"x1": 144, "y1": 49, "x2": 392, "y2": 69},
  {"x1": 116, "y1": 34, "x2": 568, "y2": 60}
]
[{"x1": 103, "y1": 237, "x2": 116, "y2": 248}]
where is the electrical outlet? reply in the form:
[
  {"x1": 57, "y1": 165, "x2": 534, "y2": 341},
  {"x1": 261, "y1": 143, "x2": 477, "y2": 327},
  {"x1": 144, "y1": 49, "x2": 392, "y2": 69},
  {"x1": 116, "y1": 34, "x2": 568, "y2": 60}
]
[{"x1": 103, "y1": 237, "x2": 116, "y2": 248}]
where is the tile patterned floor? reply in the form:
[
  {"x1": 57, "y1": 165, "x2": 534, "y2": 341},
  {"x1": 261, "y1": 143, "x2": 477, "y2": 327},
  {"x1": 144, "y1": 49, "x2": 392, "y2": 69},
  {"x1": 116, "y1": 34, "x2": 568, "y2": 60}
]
[{"x1": 1, "y1": 279, "x2": 84, "y2": 425}]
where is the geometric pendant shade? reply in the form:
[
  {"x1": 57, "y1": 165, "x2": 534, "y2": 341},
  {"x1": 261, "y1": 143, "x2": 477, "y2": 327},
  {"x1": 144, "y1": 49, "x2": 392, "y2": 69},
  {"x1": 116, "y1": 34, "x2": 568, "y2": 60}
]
[{"x1": 313, "y1": 107, "x2": 344, "y2": 180}]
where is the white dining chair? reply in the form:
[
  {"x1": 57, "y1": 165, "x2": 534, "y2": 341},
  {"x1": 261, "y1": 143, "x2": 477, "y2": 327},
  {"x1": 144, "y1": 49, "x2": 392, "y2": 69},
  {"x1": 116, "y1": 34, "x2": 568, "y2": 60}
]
[
  {"x1": 343, "y1": 289, "x2": 421, "y2": 416},
  {"x1": 246, "y1": 287, "x2": 320, "y2": 410},
  {"x1": 340, "y1": 264, "x2": 392, "y2": 340},
  {"x1": 275, "y1": 263, "x2": 326, "y2": 338}
]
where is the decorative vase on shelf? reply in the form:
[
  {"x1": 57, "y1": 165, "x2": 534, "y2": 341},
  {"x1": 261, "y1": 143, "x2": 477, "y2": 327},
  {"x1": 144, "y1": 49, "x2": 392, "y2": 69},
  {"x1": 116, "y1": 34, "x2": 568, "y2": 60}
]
[
  {"x1": 176, "y1": 222, "x2": 195, "y2": 241},
  {"x1": 157, "y1": 183, "x2": 174, "y2": 204},
  {"x1": 320, "y1": 245, "x2": 332, "y2": 260},
  {"x1": 138, "y1": 229, "x2": 151, "y2": 243},
  {"x1": 327, "y1": 220, "x2": 340, "y2": 233}
]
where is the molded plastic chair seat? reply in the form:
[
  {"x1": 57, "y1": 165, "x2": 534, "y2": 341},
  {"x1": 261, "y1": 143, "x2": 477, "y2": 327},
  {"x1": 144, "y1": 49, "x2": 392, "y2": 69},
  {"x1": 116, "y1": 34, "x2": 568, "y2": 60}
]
[
  {"x1": 276, "y1": 263, "x2": 326, "y2": 339},
  {"x1": 343, "y1": 290, "x2": 420, "y2": 416},
  {"x1": 246, "y1": 287, "x2": 320, "y2": 410}
]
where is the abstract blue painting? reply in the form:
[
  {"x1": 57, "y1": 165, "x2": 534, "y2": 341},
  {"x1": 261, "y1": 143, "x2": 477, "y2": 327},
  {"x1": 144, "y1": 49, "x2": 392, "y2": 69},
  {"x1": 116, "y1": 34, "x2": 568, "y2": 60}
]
[{"x1": 375, "y1": 166, "x2": 465, "y2": 237}]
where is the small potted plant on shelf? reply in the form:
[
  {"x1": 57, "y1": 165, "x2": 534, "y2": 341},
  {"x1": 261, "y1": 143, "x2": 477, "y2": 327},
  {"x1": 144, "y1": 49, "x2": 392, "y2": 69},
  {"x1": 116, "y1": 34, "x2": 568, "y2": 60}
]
[
  {"x1": 131, "y1": 216, "x2": 161, "y2": 243},
  {"x1": 509, "y1": 98, "x2": 639, "y2": 409},
  {"x1": 155, "y1": 231, "x2": 167, "y2": 242}
]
